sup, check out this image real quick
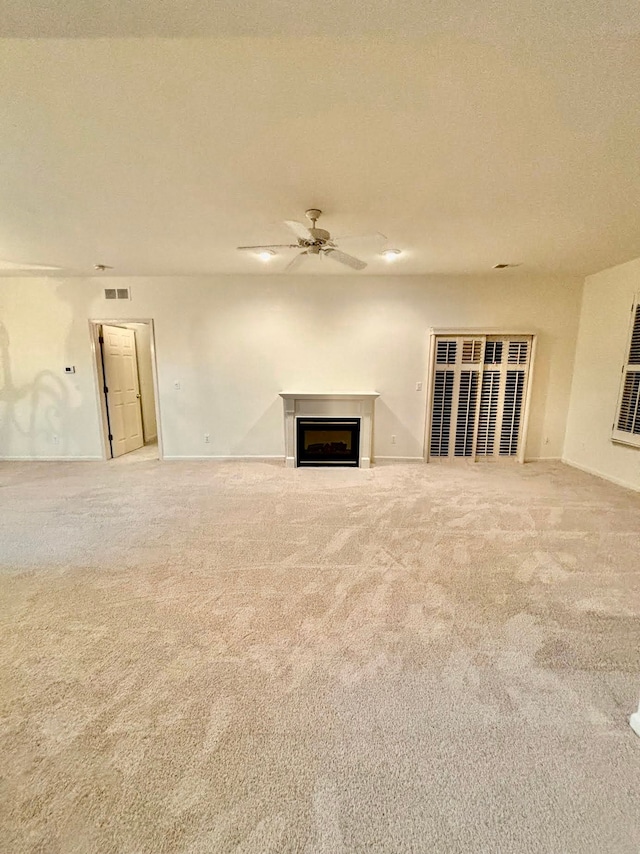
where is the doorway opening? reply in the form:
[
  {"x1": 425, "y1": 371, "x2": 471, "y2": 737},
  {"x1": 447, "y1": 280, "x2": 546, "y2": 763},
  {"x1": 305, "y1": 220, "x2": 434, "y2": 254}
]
[{"x1": 90, "y1": 320, "x2": 162, "y2": 461}]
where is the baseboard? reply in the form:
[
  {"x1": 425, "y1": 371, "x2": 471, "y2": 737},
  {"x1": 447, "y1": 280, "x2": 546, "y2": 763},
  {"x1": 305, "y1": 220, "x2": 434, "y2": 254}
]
[
  {"x1": 0, "y1": 456, "x2": 103, "y2": 462},
  {"x1": 162, "y1": 455, "x2": 285, "y2": 462},
  {"x1": 375, "y1": 456, "x2": 425, "y2": 462},
  {"x1": 144, "y1": 435, "x2": 158, "y2": 444},
  {"x1": 524, "y1": 456, "x2": 561, "y2": 462},
  {"x1": 562, "y1": 458, "x2": 640, "y2": 493}
]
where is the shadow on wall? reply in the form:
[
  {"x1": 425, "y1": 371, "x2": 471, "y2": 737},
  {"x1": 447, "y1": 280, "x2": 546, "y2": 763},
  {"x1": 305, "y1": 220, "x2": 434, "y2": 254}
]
[
  {"x1": 230, "y1": 397, "x2": 284, "y2": 457},
  {"x1": 0, "y1": 323, "x2": 71, "y2": 456}
]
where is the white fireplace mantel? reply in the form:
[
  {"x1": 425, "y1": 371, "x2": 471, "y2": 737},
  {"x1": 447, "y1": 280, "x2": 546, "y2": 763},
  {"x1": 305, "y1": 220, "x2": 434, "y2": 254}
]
[{"x1": 279, "y1": 392, "x2": 379, "y2": 468}]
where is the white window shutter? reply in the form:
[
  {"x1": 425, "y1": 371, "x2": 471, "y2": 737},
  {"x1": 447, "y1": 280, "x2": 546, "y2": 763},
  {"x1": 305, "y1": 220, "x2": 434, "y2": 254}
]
[
  {"x1": 428, "y1": 334, "x2": 533, "y2": 461},
  {"x1": 430, "y1": 369, "x2": 455, "y2": 456},
  {"x1": 612, "y1": 301, "x2": 640, "y2": 448}
]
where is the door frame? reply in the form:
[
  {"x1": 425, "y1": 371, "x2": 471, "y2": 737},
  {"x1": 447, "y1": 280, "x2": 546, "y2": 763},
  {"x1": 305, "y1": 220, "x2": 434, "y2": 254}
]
[
  {"x1": 423, "y1": 328, "x2": 537, "y2": 464},
  {"x1": 89, "y1": 318, "x2": 164, "y2": 461}
]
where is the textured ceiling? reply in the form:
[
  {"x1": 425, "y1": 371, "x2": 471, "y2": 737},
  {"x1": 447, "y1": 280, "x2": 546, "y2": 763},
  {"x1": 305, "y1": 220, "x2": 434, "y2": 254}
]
[{"x1": 1, "y1": 0, "x2": 639, "y2": 276}]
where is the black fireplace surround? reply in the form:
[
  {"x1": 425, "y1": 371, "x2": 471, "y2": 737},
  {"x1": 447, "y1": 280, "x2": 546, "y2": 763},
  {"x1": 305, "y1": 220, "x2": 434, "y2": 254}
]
[{"x1": 296, "y1": 417, "x2": 361, "y2": 467}]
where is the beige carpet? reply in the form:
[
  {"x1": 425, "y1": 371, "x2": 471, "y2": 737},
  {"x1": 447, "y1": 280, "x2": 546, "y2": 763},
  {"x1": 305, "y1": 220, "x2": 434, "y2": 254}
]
[{"x1": 1, "y1": 459, "x2": 640, "y2": 853}]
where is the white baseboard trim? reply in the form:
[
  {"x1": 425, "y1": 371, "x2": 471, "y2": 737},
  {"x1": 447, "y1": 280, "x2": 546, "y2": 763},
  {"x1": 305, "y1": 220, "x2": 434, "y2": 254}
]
[
  {"x1": 375, "y1": 456, "x2": 425, "y2": 462},
  {"x1": 162, "y1": 455, "x2": 285, "y2": 462},
  {"x1": 630, "y1": 712, "x2": 640, "y2": 737},
  {"x1": 0, "y1": 455, "x2": 103, "y2": 462},
  {"x1": 562, "y1": 458, "x2": 640, "y2": 493},
  {"x1": 524, "y1": 456, "x2": 561, "y2": 462}
]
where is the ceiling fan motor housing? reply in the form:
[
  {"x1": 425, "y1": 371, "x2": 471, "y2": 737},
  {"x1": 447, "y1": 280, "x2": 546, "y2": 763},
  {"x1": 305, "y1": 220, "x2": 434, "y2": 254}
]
[{"x1": 307, "y1": 228, "x2": 331, "y2": 244}]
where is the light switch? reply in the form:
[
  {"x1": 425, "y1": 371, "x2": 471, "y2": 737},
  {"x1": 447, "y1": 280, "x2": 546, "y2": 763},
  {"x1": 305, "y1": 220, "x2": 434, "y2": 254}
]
[
  {"x1": 416, "y1": 381, "x2": 423, "y2": 391},
  {"x1": 64, "y1": 366, "x2": 76, "y2": 374}
]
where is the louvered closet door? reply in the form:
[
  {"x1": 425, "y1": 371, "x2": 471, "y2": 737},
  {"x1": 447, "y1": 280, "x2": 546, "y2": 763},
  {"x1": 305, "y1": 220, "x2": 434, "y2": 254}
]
[
  {"x1": 429, "y1": 335, "x2": 532, "y2": 461},
  {"x1": 429, "y1": 336, "x2": 484, "y2": 459}
]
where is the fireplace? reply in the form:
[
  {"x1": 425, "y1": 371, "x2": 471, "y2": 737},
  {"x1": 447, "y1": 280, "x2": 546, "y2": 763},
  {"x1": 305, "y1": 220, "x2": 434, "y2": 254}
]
[
  {"x1": 280, "y1": 393, "x2": 378, "y2": 468},
  {"x1": 296, "y1": 417, "x2": 360, "y2": 467}
]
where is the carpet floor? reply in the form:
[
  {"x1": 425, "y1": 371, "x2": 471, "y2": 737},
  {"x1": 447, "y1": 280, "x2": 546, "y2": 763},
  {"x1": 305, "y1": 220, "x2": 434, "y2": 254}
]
[{"x1": 1, "y1": 458, "x2": 639, "y2": 853}]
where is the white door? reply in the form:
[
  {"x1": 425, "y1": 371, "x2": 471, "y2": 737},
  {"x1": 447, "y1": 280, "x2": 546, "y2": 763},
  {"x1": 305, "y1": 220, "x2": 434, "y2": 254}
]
[{"x1": 101, "y1": 324, "x2": 144, "y2": 457}]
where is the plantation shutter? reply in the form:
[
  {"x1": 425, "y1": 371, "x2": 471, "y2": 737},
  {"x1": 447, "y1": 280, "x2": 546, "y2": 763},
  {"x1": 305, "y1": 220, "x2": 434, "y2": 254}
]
[
  {"x1": 612, "y1": 299, "x2": 640, "y2": 448},
  {"x1": 430, "y1": 340, "x2": 456, "y2": 457},
  {"x1": 428, "y1": 334, "x2": 533, "y2": 461}
]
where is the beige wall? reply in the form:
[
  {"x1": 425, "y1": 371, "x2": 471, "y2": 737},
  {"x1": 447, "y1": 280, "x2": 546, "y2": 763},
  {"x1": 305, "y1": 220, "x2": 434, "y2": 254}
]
[
  {"x1": 564, "y1": 256, "x2": 640, "y2": 491},
  {"x1": 0, "y1": 274, "x2": 582, "y2": 461}
]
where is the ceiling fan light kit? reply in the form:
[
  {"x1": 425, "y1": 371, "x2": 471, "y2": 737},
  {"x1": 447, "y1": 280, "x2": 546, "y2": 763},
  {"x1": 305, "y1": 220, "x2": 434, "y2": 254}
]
[
  {"x1": 237, "y1": 209, "x2": 372, "y2": 271},
  {"x1": 382, "y1": 248, "x2": 402, "y2": 260}
]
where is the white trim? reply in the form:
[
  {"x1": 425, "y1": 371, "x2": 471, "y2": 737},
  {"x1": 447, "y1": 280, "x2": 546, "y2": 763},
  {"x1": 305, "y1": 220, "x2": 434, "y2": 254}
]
[
  {"x1": 376, "y1": 455, "x2": 424, "y2": 462},
  {"x1": 88, "y1": 322, "x2": 110, "y2": 460},
  {"x1": 0, "y1": 456, "x2": 103, "y2": 462},
  {"x1": 162, "y1": 455, "x2": 284, "y2": 461},
  {"x1": 430, "y1": 327, "x2": 538, "y2": 336},
  {"x1": 524, "y1": 456, "x2": 561, "y2": 462},
  {"x1": 279, "y1": 392, "x2": 380, "y2": 400},
  {"x1": 423, "y1": 333, "x2": 437, "y2": 462},
  {"x1": 562, "y1": 457, "x2": 640, "y2": 493},
  {"x1": 518, "y1": 335, "x2": 537, "y2": 464},
  {"x1": 630, "y1": 710, "x2": 640, "y2": 738}
]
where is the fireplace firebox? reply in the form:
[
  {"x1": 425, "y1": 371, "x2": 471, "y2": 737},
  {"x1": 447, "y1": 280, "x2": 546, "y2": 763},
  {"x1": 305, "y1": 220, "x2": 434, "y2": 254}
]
[{"x1": 296, "y1": 417, "x2": 360, "y2": 467}]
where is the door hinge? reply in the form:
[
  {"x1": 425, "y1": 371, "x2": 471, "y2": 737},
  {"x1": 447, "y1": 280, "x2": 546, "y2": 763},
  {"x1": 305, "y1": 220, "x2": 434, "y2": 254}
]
[
  {"x1": 108, "y1": 434, "x2": 113, "y2": 441},
  {"x1": 98, "y1": 335, "x2": 104, "y2": 344},
  {"x1": 103, "y1": 386, "x2": 108, "y2": 394}
]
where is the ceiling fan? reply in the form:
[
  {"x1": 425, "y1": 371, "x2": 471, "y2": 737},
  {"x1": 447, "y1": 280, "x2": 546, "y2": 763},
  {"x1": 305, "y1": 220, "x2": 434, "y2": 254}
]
[{"x1": 237, "y1": 209, "x2": 384, "y2": 271}]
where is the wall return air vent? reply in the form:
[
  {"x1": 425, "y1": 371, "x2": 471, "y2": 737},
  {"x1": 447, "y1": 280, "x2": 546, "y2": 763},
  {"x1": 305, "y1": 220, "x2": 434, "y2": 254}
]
[{"x1": 104, "y1": 288, "x2": 130, "y2": 301}]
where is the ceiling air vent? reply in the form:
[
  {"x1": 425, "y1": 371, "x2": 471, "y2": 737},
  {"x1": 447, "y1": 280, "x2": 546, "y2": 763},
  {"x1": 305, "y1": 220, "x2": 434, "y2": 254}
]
[{"x1": 104, "y1": 288, "x2": 130, "y2": 300}]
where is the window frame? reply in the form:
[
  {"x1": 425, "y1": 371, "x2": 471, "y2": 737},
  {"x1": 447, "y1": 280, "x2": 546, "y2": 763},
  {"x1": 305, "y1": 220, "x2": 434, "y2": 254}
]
[
  {"x1": 424, "y1": 329, "x2": 537, "y2": 464},
  {"x1": 612, "y1": 296, "x2": 640, "y2": 449}
]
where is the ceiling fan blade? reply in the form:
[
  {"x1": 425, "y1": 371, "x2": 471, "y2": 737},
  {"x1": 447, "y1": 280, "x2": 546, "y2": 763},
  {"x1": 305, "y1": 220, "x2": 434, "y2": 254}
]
[
  {"x1": 284, "y1": 220, "x2": 313, "y2": 240},
  {"x1": 237, "y1": 244, "x2": 298, "y2": 251},
  {"x1": 0, "y1": 259, "x2": 61, "y2": 271},
  {"x1": 284, "y1": 252, "x2": 308, "y2": 272},
  {"x1": 323, "y1": 248, "x2": 367, "y2": 271}
]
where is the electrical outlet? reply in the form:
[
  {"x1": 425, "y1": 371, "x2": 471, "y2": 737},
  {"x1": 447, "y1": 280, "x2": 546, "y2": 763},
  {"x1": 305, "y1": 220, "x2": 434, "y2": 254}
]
[
  {"x1": 204, "y1": 433, "x2": 210, "y2": 443},
  {"x1": 416, "y1": 381, "x2": 423, "y2": 391},
  {"x1": 52, "y1": 435, "x2": 59, "y2": 444},
  {"x1": 391, "y1": 435, "x2": 396, "y2": 444}
]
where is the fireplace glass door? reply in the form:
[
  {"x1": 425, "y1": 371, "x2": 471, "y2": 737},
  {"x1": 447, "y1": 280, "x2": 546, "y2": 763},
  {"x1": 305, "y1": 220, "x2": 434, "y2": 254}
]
[{"x1": 296, "y1": 418, "x2": 360, "y2": 466}]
